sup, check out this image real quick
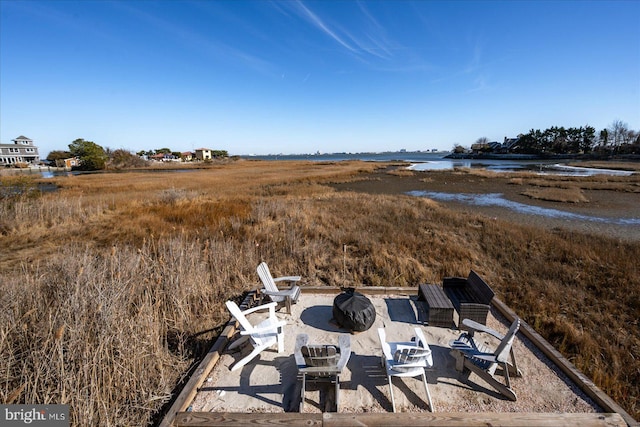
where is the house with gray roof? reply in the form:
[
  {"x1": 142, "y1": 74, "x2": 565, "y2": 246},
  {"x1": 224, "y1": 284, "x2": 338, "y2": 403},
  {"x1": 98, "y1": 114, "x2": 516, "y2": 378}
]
[{"x1": 0, "y1": 136, "x2": 40, "y2": 166}]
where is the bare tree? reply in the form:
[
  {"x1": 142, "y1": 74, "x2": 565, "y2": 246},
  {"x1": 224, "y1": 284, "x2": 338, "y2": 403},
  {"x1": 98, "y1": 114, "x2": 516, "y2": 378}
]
[{"x1": 608, "y1": 119, "x2": 629, "y2": 147}]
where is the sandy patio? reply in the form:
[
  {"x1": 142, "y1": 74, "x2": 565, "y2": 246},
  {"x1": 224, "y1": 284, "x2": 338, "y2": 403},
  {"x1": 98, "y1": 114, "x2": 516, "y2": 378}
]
[{"x1": 189, "y1": 291, "x2": 602, "y2": 415}]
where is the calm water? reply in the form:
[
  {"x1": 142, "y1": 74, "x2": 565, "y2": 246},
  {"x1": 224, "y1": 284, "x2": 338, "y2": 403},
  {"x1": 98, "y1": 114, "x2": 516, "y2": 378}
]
[
  {"x1": 243, "y1": 151, "x2": 448, "y2": 162},
  {"x1": 244, "y1": 152, "x2": 634, "y2": 176},
  {"x1": 23, "y1": 152, "x2": 635, "y2": 178}
]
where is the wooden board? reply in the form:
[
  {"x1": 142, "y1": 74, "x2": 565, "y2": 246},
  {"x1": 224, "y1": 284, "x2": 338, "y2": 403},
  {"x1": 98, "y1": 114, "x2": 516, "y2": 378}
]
[
  {"x1": 175, "y1": 412, "x2": 322, "y2": 426},
  {"x1": 159, "y1": 293, "x2": 260, "y2": 427},
  {"x1": 173, "y1": 411, "x2": 626, "y2": 427}
]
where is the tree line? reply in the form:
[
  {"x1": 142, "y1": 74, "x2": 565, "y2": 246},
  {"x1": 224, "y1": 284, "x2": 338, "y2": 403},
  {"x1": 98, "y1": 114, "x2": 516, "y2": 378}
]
[
  {"x1": 516, "y1": 125, "x2": 597, "y2": 154},
  {"x1": 468, "y1": 120, "x2": 639, "y2": 156}
]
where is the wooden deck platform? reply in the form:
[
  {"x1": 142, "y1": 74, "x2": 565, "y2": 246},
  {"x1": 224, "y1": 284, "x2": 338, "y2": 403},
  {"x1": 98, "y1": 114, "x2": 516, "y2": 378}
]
[{"x1": 159, "y1": 287, "x2": 636, "y2": 427}]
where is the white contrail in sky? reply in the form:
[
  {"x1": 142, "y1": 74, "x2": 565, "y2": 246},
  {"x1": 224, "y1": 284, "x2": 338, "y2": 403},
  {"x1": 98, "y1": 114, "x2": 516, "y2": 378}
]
[{"x1": 295, "y1": 1, "x2": 357, "y2": 53}]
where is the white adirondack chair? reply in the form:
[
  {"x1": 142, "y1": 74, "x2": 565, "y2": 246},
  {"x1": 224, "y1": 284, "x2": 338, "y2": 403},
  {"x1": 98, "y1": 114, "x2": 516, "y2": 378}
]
[
  {"x1": 378, "y1": 327, "x2": 435, "y2": 412},
  {"x1": 225, "y1": 300, "x2": 286, "y2": 371},
  {"x1": 449, "y1": 318, "x2": 522, "y2": 401},
  {"x1": 257, "y1": 262, "x2": 301, "y2": 314}
]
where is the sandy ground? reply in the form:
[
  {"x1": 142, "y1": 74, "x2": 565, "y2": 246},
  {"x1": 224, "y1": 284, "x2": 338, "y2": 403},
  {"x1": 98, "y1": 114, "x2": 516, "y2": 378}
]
[
  {"x1": 190, "y1": 293, "x2": 600, "y2": 414},
  {"x1": 330, "y1": 168, "x2": 640, "y2": 242}
]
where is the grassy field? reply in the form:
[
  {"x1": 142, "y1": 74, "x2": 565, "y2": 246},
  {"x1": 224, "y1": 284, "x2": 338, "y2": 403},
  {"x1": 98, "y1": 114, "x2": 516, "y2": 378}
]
[{"x1": 0, "y1": 160, "x2": 638, "y2": 425}]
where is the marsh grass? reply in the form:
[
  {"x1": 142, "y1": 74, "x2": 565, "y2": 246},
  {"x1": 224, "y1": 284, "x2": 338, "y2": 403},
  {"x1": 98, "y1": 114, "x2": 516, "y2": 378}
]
[
  {"x1": 386, "y1": 169, "x2": 415, "y2": 177},
  {"x1": 504, "y1": 172, "x2": 640, "y2": 193},
  {"x1": 1, "y1": 160, "x2": 638, "y2": 424},
  {"x1": 502, "y1": 168, "x2": 638, "y2": 202},
  {"x1": 521, "y1": 187, "x2": 589, "y2": 203}
]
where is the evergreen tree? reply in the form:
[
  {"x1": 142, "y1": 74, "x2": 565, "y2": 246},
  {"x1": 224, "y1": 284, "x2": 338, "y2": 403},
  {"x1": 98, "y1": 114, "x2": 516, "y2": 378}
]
[{"x1": 68, "y1": 138, "x2": 108, "y2": 170}]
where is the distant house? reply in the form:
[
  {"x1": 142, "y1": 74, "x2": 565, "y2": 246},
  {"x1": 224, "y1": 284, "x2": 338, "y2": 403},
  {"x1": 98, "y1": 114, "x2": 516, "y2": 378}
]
[
  {"x1": 150, "y1": 153, "x2": 179, "y2": 162},
  {"x1": 0, "y1": 135, "x2": 40, "y2": 166},
  {"x1": 64, "y1": 157, "x2": 81, "y2": 169},
  {"x1": 488, "y1": 141, "x2": 502, "y2": 151},
  {"x1": 503, "y1": 137, "x2": 520, "y2": 151},
  {"x1": 471, "y1": 142, "x2": 490, "y2": 153},
  {"x1": 181, "y1": 151, "x2": 194, "y2": 162},
  {"x1": 195, "y1": 148, "x2": 213, "y2": 161}
]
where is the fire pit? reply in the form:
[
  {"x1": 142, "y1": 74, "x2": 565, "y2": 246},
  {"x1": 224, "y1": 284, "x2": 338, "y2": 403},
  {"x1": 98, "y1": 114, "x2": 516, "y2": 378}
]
[{"x1": 332, "y1": 288, "x2": 376, "y2": 332}]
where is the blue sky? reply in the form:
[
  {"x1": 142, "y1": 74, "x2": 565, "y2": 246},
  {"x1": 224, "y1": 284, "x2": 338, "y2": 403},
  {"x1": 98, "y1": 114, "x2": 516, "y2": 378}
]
[{"x1": 1, "y1": 0, "x2": 639, "y2": 156}]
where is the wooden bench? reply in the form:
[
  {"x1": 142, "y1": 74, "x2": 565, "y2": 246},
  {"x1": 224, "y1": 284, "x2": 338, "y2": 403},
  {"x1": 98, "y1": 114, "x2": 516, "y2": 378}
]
[
  {"x1": 418, "y1": 284, "x2": 454, "y2": 327},
  {"x1": 443, "y1": 270, "x2": 495, "y2": 328}
]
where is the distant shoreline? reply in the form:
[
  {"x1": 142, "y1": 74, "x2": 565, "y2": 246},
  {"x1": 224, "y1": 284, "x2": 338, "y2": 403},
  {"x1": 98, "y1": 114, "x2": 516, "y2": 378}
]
[{"x1": 445, "y1": 152, "x2": 640, "y2": 161}]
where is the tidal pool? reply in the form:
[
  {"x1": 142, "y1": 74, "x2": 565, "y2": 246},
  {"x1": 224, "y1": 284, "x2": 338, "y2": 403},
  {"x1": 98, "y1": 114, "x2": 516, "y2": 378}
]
[
  {"x1": 409, "y1": 161, "x2": 634, "y2": 176},
  {"x1": 407, "y1": 191, "x2": 640, "y2": 226}
]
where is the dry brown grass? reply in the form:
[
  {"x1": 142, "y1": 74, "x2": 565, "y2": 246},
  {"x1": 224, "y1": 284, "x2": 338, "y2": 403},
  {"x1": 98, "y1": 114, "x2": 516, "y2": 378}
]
[
  {"x1": 457, "y1": 165, "x2": 637, "y2": 188},
  {"x1": 503, "y1": 169, "x2": 639, "y2": 204},
  {"x1": 1, "y1": 160, "x2": 638, "y2": 425},
  {"x1": 386, "y1": 168, "x2": 415, "y2": 177},
  {"x1": 521, "y1": 186, "x2": 589, "y2": 203},
  {"x1": 506, "y1": 173, "x2": 640, "y2": 193}
]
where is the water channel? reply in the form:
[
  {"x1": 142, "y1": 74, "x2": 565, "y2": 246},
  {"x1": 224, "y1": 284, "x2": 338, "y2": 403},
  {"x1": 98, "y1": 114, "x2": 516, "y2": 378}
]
[{"x1": 406, "y1": 191, "x2": 639, "y2": 226}]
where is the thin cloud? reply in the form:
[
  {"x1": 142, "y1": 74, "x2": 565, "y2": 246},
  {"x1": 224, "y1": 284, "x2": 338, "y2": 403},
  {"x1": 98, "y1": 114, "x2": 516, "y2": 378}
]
[
  {"x1": 468, "y1": 74, "x2": 491, "y2": 93},
  {"x1": 268, "y1": 0, "x2": 294, "y2": 19},
  {"x1": 355, "y1": 1, "x2": 394, "y2": 59},
  {"x1": 464, "y1": 39, "x2": 484, "y2": 74},
  {"x1": 340, "y1": 26, "x2": 392, "y2": 61},
  {"x1": 294, "y1": 1, "x2": 358, "y2": 54},
  {"x1": 290, "y1": 1, "x2": 424, "y2": 69},
  {"x1": 428, "y1": 34, "x2": 495, "y2": 92}
]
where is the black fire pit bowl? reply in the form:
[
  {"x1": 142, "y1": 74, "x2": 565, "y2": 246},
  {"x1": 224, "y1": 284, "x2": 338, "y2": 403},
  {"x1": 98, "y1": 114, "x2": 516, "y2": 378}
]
[{"x1": 332, "y1": 288, "x2": 376, "y2": 332}]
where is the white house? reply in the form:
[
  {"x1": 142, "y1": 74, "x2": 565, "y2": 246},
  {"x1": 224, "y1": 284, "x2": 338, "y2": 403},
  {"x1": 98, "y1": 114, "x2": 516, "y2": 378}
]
[
  {"x1": 0, "y1": 135, "x2": 40, "y2": 166},
  {"x1": 195, "y1": 148, "x2": 213, "y2": 161}
]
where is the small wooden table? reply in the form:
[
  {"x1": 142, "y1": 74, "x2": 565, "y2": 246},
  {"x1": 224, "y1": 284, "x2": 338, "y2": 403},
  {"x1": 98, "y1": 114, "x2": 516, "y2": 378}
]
[{"x1": 418, "y1": 284, "x2": 454, "y2": 327}]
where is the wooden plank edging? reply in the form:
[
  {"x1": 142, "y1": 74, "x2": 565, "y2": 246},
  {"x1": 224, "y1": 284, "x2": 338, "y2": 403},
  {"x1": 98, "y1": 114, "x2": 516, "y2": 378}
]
[
  {"x1": 174, "y1": 412, "x2": 323, "y2": 426},
  {"x1": 159, "y1": 292, "x2": 260, "y2": 427},
  {"x1": 173, "y1": 411, "x2": 626, "y2": 427},
  {"x1": 297, "y1": 285, "x2": 416, "y2": 296},
  {"x1": 323, "y1": 412, "x2": 627, "y2": 427}
]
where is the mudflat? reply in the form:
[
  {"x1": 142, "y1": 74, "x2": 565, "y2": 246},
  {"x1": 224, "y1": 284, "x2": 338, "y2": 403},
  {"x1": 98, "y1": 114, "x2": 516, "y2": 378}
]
[{"x1": 330, "y1": 167, "x2": 640, "y2": 242}]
